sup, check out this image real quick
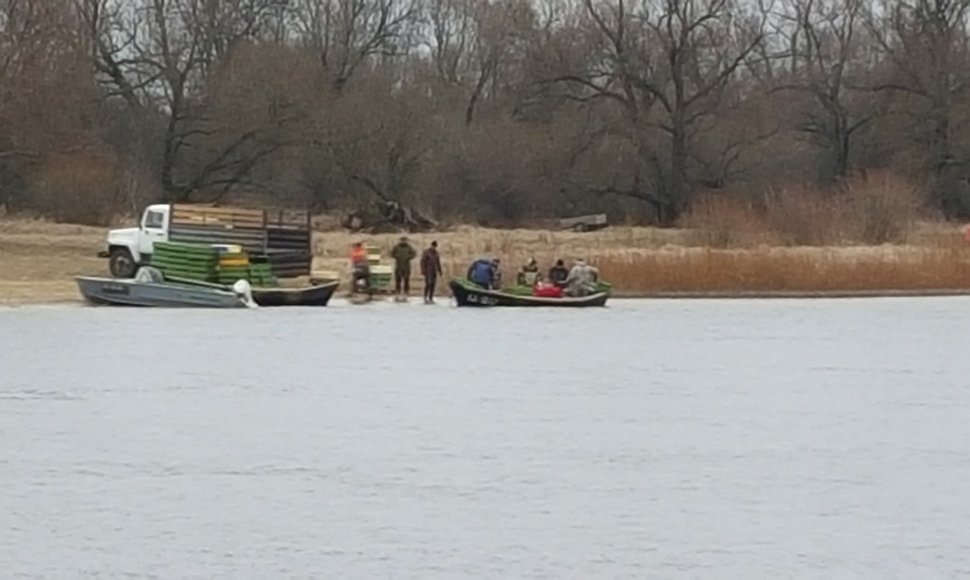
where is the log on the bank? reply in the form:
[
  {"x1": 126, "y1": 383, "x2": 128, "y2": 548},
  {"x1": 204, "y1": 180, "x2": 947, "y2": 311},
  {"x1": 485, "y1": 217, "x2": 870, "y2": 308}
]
[{"x1": 342, "y1": 200, "x2": 437, "y2": 233}]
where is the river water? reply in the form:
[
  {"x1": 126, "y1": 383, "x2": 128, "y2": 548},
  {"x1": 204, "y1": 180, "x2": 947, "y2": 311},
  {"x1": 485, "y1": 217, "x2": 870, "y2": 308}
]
[{"x1": 1, "y1": 298, "x2": 969, "y2": 578}]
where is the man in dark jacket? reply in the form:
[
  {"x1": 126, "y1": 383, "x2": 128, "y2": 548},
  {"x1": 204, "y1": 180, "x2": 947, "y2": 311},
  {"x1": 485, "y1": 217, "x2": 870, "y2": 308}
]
[
  {"x1": 391, "y1": 236, "x2": 416, "y2": 298},
  {"x1": 548, "y1": 259, "x2": 569, "y2": 287},
  {"x1": 420, "y1": 240, "x2": 443, "y2": 303}
]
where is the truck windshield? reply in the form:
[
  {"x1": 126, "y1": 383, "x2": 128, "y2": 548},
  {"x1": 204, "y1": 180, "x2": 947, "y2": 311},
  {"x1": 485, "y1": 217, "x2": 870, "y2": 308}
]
[{"x1": 144, "y1": 211, "x2": 164, "y2": 229}]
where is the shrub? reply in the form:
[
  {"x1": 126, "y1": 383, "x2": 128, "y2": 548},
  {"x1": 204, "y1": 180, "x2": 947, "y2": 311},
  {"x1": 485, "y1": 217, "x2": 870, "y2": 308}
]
[
  {"x1": 840, "y1": 171, "x2": 923, "y2": 245},
  {"x1": 28, "y1": 153, "x2": 125, "y2": 226}
]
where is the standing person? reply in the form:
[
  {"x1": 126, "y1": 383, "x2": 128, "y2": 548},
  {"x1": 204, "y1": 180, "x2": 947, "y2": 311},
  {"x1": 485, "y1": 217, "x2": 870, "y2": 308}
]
[
  {"x1": 391, "y1": 236, "x2": 416, "y2": 298},
  {"x1": 420, "y1": 240, "x2": 443, "y2": 304}
]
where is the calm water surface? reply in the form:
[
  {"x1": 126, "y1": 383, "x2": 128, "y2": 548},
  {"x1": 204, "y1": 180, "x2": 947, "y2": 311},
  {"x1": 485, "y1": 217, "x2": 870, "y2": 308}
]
[{"x1": 2, "y1": 298, "x2": 969, "y2": 578}]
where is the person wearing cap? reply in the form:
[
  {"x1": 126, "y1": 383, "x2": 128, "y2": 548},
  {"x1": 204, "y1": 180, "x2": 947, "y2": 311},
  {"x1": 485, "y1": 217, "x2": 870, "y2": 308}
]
[
  {"x1": 390, "y1": 235, "x2": 416, "y2": 298},
  {"x1": 420, "y1": 240, "x2": 443, "y2": 303},
  {"x1": 563, "y1": 258, "x2": 599, "y2": 297}
]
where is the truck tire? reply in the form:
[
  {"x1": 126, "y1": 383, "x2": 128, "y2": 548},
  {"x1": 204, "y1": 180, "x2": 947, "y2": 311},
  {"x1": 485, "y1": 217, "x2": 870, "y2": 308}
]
[{"x1": 109, "y1": 248, "x2": 137, "y2": 278}]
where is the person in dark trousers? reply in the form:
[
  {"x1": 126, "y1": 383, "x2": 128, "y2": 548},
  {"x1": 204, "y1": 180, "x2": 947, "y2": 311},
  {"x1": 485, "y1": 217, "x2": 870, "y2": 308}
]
[
  {"x1": 391, "y1": 236, "x2": 416, "y2": 297},
  {"x1": 420, "y1": 240, "x2": 443, "y2": 303},
  {"x1": 548, "y1": 259, "x2": 569, "y2": 287}
]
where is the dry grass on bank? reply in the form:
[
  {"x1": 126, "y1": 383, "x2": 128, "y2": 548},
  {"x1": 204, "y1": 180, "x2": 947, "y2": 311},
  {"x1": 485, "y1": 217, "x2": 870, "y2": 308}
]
[
  {"x1": 683, "y1": 172, "x2": 929, "y2": 247},
  {"x1": 597, "y1": 246, "x2": 970, "y2": 294},
  {"x1": 310, "y1": 222, "x2": 970, "y2": 294},
  {"x1": 0, "y1": 219, "x2": 106, "y2": 304}
]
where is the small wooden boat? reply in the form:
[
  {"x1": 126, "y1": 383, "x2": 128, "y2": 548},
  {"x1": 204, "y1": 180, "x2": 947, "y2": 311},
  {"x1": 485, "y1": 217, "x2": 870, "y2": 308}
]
[
  {"x1": 249, "y1": 281, "x2": 338, "y2": 307},
  {"x1": 449, "y1": 278, "x2": 610, "y2": 307},
  {"x1": 168, "y1": 276, "x2": 339, "y2": 307},
  {"x1": 76, "y1": 268, "x2": 252, "y2": 308}
]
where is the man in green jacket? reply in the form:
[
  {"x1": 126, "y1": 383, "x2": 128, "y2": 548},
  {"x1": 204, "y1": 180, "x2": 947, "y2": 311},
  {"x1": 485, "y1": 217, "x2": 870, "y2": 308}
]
[{"x1": 391, "y1": 236, "x2": 417, "y2": 298}]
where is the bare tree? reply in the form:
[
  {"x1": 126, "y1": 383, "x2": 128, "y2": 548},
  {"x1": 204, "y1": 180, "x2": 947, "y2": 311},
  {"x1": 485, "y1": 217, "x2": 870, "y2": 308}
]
[
  {"x1": 93, "y1": 0, "x2": 296, "y2": 201},
  {"x1": 867, "y1": 0, "x2": 970, "y2": 214},
  {"x1": 552, "y1": 0, "x2": 769, "y2": 221},
  {"x1": 290, "y1": 0, "x2": 419, "y2": 91},
  {"x1": 775, "y1": 0, "x2": 879, "y2": 181}
]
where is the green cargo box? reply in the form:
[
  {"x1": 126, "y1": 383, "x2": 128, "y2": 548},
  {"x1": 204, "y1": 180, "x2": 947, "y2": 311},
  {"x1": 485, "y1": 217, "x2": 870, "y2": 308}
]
[
  {"x1": 150, "y1": 260, "x2": 214, "y2": 271},
  {"x1": 151, "y1": 259, "x2": 217, "y2": 270},
  {"x1": 150, "y1": 262, "x2": 215, "y2": 275},
  {"x1": 153, "y1": 253, "x2": 217, "y2": 263}
]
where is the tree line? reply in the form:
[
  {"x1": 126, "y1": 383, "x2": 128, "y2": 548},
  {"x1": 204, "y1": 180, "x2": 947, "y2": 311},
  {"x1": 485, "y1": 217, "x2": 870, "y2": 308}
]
[{"x1": 3, "y1": 0, "x2": 970, "y2": 226}]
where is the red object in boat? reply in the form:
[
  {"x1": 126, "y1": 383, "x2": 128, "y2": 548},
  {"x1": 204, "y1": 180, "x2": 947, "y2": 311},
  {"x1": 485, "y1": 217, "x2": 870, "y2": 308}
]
[{"x1": 533, "y1": 284, "x2": 563, "y2": 298}]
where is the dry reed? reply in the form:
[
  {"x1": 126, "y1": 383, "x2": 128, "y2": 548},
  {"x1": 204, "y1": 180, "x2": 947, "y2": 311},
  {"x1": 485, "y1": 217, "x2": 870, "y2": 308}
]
[{"x1": 597, "y1": 246, "x2": 970, "y2": 293}]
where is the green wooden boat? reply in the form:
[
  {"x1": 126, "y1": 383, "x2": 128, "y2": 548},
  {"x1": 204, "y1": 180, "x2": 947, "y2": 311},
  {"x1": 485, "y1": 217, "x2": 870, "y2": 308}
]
[{"x1": 449, "y1": 278, "x2": 611, "y2": 307}]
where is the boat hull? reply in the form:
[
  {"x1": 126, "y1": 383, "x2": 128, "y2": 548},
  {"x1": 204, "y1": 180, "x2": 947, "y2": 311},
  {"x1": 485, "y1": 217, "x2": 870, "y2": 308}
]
[
  {"x1": 449, "y1": 279, "x2": 609, "y2": 307},
  {"x1": 250, "y1": 281, "x2": 338, "y2": 307},
  {"x1": 76, "y1": 276, "x2": 247, "y2": 308}
]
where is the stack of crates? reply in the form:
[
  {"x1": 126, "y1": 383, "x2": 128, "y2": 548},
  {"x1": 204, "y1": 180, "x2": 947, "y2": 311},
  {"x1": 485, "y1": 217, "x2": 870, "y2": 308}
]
[
  {"x1": 247, "y1": 259, "x2": 277, "y2": 287},
  {"x1": 213, "y1": 246, "x2": 278, "y2": 287},
  {"x1": 213, "y1": 245, "x2": 250, "y2": 285},
  {"x1": 150, "y1": 241, "x2": 278, "y2": 287},
  {"x1": 366, "y1": 245, "x2": 393, "y2": 293},
  {"x1": 150, "y1": 242, "x2": 219, "y2": 282}
]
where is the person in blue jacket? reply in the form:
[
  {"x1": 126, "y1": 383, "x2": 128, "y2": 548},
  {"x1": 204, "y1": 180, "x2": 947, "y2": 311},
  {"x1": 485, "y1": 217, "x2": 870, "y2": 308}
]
[{"x1": 467, "y1": 258, "x2": 500, "y2": 289}]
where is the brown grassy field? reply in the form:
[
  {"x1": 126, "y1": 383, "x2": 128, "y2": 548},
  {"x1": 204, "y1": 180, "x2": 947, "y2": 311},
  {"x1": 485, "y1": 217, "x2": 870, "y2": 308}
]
[
  {"x1": 2, "y1": 217, "x2": 970, "y2": 304},
  {"x1": 0, "y1": 220, "x2": 106, "y2": 304}
]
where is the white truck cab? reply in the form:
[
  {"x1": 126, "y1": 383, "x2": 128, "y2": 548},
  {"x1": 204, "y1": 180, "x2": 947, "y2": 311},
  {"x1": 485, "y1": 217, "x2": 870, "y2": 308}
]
[{"x1": 99, "y1": 204, "x2": 171, "y2": 277}]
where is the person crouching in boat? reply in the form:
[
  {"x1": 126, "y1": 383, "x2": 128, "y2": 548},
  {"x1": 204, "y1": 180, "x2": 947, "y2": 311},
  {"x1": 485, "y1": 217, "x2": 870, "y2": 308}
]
[
  {"x1": 548, "y1": 259, "x2": 569, "y2": 287},
  {"x1": 491, "y1": 258, "x2": 503, "y2": 288},
  {"x1": 467, "y1": 257, "x2": 499, "y2": 289},
  {"x1": 563, "y1": 258, "x2": 599, "y2": 297},
  {"x1": 517, "y1": 257, "x2": 540, "y2": 287},
  {"x1": 350, "y1": 242, "x2": 370, "y2": 294}
]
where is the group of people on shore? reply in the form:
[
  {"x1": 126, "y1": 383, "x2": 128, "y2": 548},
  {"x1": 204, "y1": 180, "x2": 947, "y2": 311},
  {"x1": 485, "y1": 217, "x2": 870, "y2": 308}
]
[
  {"x1": 350, "y1": 237, "x2": 442, "y2": 303},
  {"x1": 349, "y1": 237, "x2": 600, "y2": 301}
]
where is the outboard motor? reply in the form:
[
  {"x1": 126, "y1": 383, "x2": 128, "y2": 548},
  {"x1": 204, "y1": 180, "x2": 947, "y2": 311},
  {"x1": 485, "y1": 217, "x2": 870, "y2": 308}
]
[
  {"x1": 134, "y1": 266, "x2": 165, "y2": 284},
  {"x1": 232, "y1": 279, "x2": 258, "y2": 308}
]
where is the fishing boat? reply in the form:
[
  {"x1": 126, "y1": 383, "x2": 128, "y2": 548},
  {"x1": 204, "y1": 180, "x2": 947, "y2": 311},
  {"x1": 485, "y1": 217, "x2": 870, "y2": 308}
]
[
  {"x1": 76, "y1": 267, "x2": 254, "y2": 308},
  {"x1": 166, "y1": 276, "x2": 339, "y2": 307},
  {"x1": 248, "y1": 281, "x2": 338, "y2": 307},
  {"x1": 449, "y1": 278, "x2": 610, "y2": 307}
]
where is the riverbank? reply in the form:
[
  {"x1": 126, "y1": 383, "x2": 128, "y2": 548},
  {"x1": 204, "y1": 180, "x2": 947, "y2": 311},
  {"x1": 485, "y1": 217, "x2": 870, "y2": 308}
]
[{"x1": 3, "y1": 218, "x2": 970, "y2": 305}]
